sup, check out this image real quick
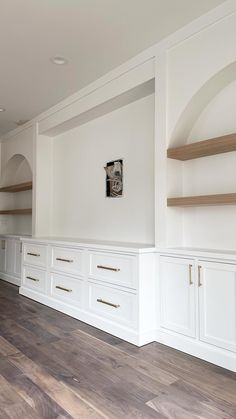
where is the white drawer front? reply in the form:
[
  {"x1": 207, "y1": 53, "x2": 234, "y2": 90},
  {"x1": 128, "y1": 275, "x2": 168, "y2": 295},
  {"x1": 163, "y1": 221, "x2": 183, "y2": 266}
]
[
  {"x1": 24, "y1": 243, "x2": 47, "y2": 268},
  {"x1": 88, "y1": 282, "x2": 137, "y2": 328},
  {"x1": 51, "y1": 247, "x2": 84, "y2": 276},
  {"x1": 50, "y1": 273, "x2": 83, "y2": 306},
  {"x1": 23, "y1": 266, "x2": 46, "y2": 293},
  {"x1": 89, "y1": 252, "x2": 137, "y2": 289}
]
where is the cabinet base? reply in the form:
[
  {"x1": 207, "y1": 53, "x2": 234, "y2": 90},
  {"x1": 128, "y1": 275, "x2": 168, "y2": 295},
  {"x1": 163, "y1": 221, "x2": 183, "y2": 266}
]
[
  {"x1": 157, "y1": 328, "x2": 236, "y2": 372},
  {"x1": 19, "y1": 286, "x2": 156, "y2": 347},
  {"x1": 0, "y1": 273, "x2": 20, "y2": 287}
]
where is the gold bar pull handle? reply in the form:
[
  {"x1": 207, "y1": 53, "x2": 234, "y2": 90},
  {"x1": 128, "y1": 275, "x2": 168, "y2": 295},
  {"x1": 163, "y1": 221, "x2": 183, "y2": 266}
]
[
  {"x1": 56, "y1": 285, "x2": 72, "y2": 293},
  {"x1": 26, "y1": 276, "x2": 39, "y2": 282},
  {"x1": 198, "y1": 266, "x2": 202, "y2": 287},
  {"x1": 56, "y1": 257, "x2": 73, "y2": 263},
  {"x1": 189, "y1": 264, "x2": 193, "y2": 285},
  {"x1": 97, "y1": 298, "x2": 120, "y2": 308},
  {"x1": 27, "y1": 252, "x2": 40, "y2": 257},
  {"x1": 97, "y1": 265, "x2": 120, "y2": 272}
]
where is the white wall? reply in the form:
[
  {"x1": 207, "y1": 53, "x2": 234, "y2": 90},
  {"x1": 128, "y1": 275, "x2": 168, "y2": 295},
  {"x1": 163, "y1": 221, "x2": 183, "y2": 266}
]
[{"x1": 52, "y1": 94, "x2": 155, "y2": 244}]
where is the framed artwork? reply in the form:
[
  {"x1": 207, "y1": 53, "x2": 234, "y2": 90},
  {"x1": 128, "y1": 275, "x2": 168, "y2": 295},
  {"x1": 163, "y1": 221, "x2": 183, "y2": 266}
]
[{"x1": 104, "y1": 159, "x2": 123, "y2": 198}]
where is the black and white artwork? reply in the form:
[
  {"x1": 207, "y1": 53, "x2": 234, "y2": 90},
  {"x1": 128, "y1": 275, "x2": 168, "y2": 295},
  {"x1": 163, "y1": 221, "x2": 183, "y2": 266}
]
[{"x1": 105, "y1": 159, "x2": 123, "y2": 198}]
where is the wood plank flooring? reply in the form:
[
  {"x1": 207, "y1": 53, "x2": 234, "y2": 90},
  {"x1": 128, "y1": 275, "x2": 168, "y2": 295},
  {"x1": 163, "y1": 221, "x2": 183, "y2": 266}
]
[{"x1": 0, "y1": 280, "x2": 235, "y2": 418}]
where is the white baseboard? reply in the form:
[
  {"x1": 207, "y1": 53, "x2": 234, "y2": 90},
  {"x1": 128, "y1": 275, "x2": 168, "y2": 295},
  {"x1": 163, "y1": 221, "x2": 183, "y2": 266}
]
[
  {"x1": 157, "y1": 328, "x2": 236, "y2": 372},
  {"x1": 0, "y1": 273, "x2": 20, "y2": 287},
  {"x1": 137, "y1": 329, "x2": 156, "y2": 346},
  {"x1": 19, "y1": 286, "x2": 141, "y2": 345}
]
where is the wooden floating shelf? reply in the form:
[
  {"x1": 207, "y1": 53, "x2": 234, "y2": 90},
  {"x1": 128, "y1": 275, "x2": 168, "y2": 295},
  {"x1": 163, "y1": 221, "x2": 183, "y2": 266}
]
[
  {"x1": 167, "y1": 193, "x2": 236, "y2": 207},
  {"x1": 0, "y1": 181, "x2": 32, "y2": 193},
  {"x1": 167, "y1": 133, "x2": 236, "y2": 161},
  {"x1": 0, "y1": 209, "x2": 32, "y2": 215}
]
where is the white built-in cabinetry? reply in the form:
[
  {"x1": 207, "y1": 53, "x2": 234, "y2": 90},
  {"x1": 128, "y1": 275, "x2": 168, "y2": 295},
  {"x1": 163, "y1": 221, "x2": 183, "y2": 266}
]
[
  {"x1": 157, "y1": 251, "x2": 236, "y2": 372},
  {"x1": 17, "y1": 239, "x2": 236, "y2": 371},
  {"x1": 0, "y1": 235, "x2": 24, "y2": 286},
  {"x1": 198, "y1": 260, "x2": 236, "y2": 353},
  {"x1": 20, "y1": 238, "x2": 156, "y2": 346},
  {"x1": 159, "y1": 256, "x2": 196, "y2": 338}
]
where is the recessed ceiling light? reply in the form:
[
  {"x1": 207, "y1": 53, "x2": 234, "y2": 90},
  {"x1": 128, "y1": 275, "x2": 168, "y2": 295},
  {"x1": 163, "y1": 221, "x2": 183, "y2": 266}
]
[
  {"x1": 0, "y1": 107, "x2": 6, "y2": 112},
  {"x1": 50, "y1": 56, "x2": 68, "y2": 65}
]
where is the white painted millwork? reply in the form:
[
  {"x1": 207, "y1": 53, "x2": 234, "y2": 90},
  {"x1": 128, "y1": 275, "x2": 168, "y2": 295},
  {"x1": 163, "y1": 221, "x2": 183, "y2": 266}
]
[
  {"x1": 198, "y1": 260, "x2": 236, "y2": 353},
  {"x1": 157, "y1": 250, "x2": 236, "y2": 372},
  {"x1": 6, "y1": 238, "x2": 15, "y2": 276},
  {"x1": 89, "y1": 251, "x2": 137, "y2": 290},
  {"x1": 19, "y1": 239, "x2": 236, "y2": 371},
  {"x1": 23, "y1": 243, "x2": 47, "y2": 268},
  {"x1": 88, "y1": 281, "x2": 137, "y2": 328},
  {"x1": 0, "y1": 235, "x2": 26, "y2": 286},
  {"x1": 20, "y1": 238, "x2": 156, "y2": 346},
  {"x1": 159, "y1": 256, "x2": 196, "y2": 338},
  {"x1": 51, "y1": 246, "x2": 85, "y2": 277},
  {"x1": 50, "y1": 273, "x2": 84, "y2": 307},
  {"x1": 22, "y1": 266, "x2": 47, "y2": 293},
  {"x1": 0, "y1": 239, "x2": 6, "y2": 273},
  {"x1": 14, "y1": 240, "x2": 22, "y2": 277}
]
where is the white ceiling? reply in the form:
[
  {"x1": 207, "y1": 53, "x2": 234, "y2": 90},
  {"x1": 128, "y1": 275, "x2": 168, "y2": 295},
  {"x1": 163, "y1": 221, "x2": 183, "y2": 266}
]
[{"x1": 0, "y1": 0, "x2": 226, "y2": 135}]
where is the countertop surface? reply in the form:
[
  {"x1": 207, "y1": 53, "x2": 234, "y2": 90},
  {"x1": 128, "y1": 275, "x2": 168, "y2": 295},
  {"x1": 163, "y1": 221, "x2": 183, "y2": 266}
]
[
  {"x1": 3, "y1": 234, "x2": 236, "y2": 260},
  {"x1": 0, "y1": 234, "x2": 31, "y2": 239},
  {"x1": 155, "y1": 246, "x2": 236, "y2": 261},
  {"x1": 20, "y1": 236, "x2": 156, "y2": 253}
]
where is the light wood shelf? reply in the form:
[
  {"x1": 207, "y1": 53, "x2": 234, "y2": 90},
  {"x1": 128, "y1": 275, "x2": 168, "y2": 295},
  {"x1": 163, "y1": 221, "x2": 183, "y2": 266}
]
[
  {"x1": 167, "y1": 133, "x2": 236, "y2": 161},
  {"x1": 0, "y1": 209, "x2": 32, "y2": 215},
  {"x1": 0, "y1": 181, "x2": 32, "y2": 193},
  {"x1": 167, "y1": 193, "x2": 236, "y2": 207}
]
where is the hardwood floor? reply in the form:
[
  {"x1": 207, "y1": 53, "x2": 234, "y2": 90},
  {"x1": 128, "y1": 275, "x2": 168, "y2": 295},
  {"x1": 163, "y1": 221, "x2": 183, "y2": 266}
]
[{"x1": 0, "y1": 280, "x2": 235, "y2": 418}]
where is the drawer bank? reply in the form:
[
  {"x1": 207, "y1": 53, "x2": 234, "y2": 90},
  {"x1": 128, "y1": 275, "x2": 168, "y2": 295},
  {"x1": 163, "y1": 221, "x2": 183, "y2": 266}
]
[{"x1": 20, "y1": 238, "x2": 156, "y2": 347}]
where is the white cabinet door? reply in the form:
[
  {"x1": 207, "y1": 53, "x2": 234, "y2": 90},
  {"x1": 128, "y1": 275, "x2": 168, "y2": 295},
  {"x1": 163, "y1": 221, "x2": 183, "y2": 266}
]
[
  {"x1": 6, "y1": 239, "x2": 15, "y2": 275},
  {"x1": 0, "y1": 239, "x2": 6, "y2": 273},
  {"x1": 159, "y1": 256, "x2": 196, "y2": 338},
  {"x1": 14, "y1": 240, "x2": 22, "y2": 277},
  {"x1": 198, "y1": 261, "x2": 236, "y2": 353}
]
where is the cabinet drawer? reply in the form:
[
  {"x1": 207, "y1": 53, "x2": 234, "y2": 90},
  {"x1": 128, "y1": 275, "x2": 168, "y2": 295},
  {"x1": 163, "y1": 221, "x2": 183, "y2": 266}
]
[
  {"x1": 88, "y1": 282, "x2": 137, "y2": 327},
  {"x1": 50, "y1": 273, "x2": 83, "y2": 306},
  {"x1": 89, "y1": 251, "x2": 137, "y2": 289},
  {"x1": 23, "y1": 243, "x2": 47, "y2": 268},
  {"x1": 51, "y1": 247, "x2": 84, "y2": 276},
  {"x1": 22, "y1": 266, "x2": 46, "y2": 293}
]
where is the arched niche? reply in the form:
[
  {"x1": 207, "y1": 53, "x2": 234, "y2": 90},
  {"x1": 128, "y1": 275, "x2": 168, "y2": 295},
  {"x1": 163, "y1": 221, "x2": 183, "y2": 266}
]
[
  {"x1": 1, "y1": 154, "x2": 32, "y2": 187},
  {"x1": 169, "y1": 61, "x2": 236, "y2": 147},
  {"x1": 0, "y1": 154, "x2": 33, "y2": 235}
]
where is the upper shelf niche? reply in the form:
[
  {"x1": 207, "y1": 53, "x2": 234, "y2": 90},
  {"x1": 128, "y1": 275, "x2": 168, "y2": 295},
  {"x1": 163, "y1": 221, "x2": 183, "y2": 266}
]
[
  {"x1": 167, "y1": 133, "x2": 236, "y2": 161},
  {"x1": 0, "y1": 181, "x2": 32, "y2": 193}
]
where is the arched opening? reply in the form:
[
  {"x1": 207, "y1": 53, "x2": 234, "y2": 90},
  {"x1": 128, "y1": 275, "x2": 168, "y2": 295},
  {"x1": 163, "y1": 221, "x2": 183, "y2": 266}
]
[
  {"x1": 169, "y1": 61, "x2": 236, "y2": 147},
  {"x1": 0, "y1": 154, "x2": 33, "y2": 235},
  {"x1": 1, "y1": 154, "x2": 32, "y2": 186},
  {"x1": 167, "y1": 61, "x2": 236, "y2": 250}
]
